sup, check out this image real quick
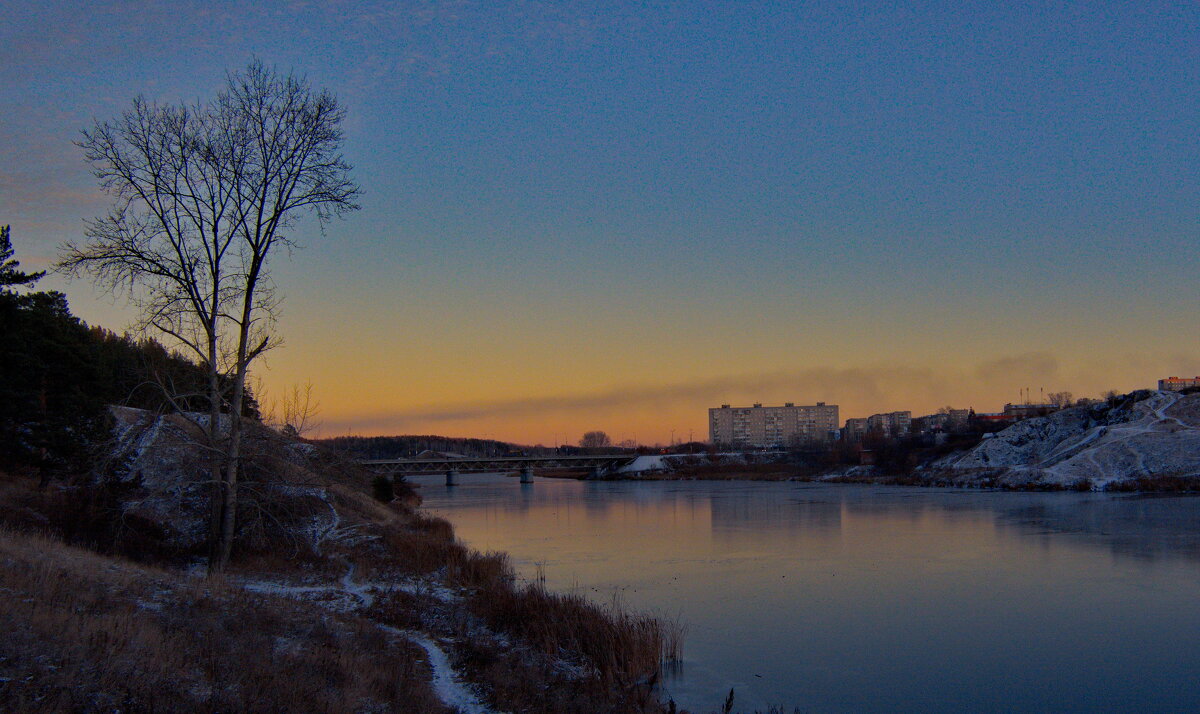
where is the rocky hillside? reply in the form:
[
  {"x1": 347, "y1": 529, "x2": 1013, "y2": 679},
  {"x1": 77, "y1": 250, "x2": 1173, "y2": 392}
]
[{"x1": 934, "y1": 390, "x2": 1200, "y2": 489}]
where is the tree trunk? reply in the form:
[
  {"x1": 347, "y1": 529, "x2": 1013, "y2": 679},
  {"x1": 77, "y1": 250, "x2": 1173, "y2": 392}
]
[
  {"x1": 216, "y1": 410, "x2": 240, "y2": 571},
  {"x1": 205, "y1": 328, "x2": 228, "y2": 575},
  {"x1": 211, "y1": 268, "x2": 258, "y2": 573}
]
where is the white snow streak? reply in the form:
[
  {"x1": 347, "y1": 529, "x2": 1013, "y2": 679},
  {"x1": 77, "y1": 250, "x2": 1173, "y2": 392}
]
[
  {"x1": 239, "y1": 565, "x2": 487, "y2": 712},
  {"x1": 380, "y1": 626, "x2": 496, "y2": 714}
]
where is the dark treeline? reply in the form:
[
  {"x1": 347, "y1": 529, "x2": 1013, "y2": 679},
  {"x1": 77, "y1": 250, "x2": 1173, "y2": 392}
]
[
  {"x1": 0, "y1": 226, "x2": 256, "y2": 473},
  {"x1": 318, "y1": 435, "x2": 651, "y2": 460},
  {"x1": 318, "y1": 435, "x2": 533, "y2": 460}
]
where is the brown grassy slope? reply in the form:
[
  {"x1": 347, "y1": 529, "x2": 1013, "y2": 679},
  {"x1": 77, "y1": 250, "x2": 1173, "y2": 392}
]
[{"x1": 0, "y1": 523, "x2": 444, "y2": 713}]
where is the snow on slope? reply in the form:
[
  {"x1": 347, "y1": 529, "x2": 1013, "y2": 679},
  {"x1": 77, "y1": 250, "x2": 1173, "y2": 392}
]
[
  {"x1": 940, "y1": 391, "x2": 1200, "y2": 487},
  {"x1": 616, "y1": 455, "x2": 671, "y2": 473}
]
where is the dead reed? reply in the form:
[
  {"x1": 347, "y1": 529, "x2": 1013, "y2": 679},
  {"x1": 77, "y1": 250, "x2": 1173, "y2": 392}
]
[{"x1": 466, "y1": 567, "x2": 683, "y2": 684}]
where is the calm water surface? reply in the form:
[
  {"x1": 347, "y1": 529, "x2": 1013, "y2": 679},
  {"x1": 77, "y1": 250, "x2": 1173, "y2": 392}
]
[{"x1": 414, "y1": 475, "x2": 1200, "y2": 712}]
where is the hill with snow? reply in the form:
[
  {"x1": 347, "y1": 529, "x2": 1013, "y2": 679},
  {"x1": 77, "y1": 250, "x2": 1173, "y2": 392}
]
[{"x1": 934, "y1": 390, "x2": 1200, "y2": 489}]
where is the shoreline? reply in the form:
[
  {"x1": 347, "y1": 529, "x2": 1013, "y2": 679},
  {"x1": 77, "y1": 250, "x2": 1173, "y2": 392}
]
[{"x1": 531, "y1": 466, "x2": 1200, "y2": 493}]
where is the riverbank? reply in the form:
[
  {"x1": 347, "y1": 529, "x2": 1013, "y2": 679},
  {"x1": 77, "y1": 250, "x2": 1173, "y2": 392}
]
[
  {"x1": 0, "y1": 426, "x2": 682, "y2": 712},
  {"x1": 545, "y1": 463, "x2": 1200, "y2": 493}
]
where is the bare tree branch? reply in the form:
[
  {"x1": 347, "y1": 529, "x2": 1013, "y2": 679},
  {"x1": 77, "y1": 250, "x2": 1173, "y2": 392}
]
[{"x1": 57, "y1": 60, "x2": 359, "y2": 574}]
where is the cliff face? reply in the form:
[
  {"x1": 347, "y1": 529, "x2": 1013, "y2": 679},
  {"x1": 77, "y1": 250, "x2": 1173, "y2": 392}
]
[{"x1": 938, "y1": 391, "x2": 1200, "y2": 488}]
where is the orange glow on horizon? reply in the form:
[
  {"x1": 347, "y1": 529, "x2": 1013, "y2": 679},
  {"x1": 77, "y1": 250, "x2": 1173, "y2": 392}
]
[{"x1": 283, "y1": 354, "x2": 1173, "y2": 446}]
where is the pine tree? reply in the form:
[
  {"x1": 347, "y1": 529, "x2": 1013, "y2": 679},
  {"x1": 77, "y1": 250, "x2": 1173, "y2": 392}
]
[{"x1": 0, "y1": 226, "x2": 45, "y2": 292}]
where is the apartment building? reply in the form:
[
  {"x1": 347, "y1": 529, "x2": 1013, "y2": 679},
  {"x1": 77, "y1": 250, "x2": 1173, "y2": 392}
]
[
  {"x1": 709, "y1": 402, "x2": 839, "y2": 446},
  {"x1": 843, "y1": 418, "x2": 869, "y2": 440},
  {"x1": 913, "y1": 409, "x2": 971, "y2": 434},
  {"x1": 865, "y1": 411, "x2": 912, "y2": 438},
  {"x1": 1159, "y1": 376, "x2": 1200, "y2": 392}
]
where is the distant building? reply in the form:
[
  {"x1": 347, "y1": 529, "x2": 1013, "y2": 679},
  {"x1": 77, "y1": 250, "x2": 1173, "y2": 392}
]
[
  {"x1": 843, "y1": 411, "x2": 912, "y2": 440},
  {"x1": 913, "y1": 409, "x2": 971, "y2": 435},
  {"x1": 709, "y1": 402, "x2": 839, "y2": 447},
  {"x1": 1159, "y1": 376, "x2": 1200, "y2": 392},
  {"x1": 866, "y1": 411, "x2": 912, "y2": 438},
  {"x1": 843, "y1": 418, "x2": 869, "y2": 441},
  {"x1": 973, "y1": 412, "x2": 1016, "y2": 426}
]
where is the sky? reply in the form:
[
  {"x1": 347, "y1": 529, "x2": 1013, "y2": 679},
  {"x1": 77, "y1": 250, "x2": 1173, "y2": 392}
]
[{"x1": 2, "y1": 1, "x2": 1198, "y2": 445}]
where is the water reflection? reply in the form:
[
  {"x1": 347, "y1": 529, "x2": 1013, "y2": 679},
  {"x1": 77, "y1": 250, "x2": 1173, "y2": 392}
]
[
  {"x1": 417, "y1": 476, "x2": 1200, "y2": 712},
  {"x1": 710, "y1": 494, "x2": 842, "y2": 541}
]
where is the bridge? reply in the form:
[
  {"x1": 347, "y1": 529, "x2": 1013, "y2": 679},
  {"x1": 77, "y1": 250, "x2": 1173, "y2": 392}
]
[{"x1": 359, "y1": 454, "x2": 639, "y2": 485}]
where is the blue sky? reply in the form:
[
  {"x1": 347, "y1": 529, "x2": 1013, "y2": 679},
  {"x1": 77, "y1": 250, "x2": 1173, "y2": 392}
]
[{"x1": 2, "y1": 1, "x2": 1198, "y2": 442}]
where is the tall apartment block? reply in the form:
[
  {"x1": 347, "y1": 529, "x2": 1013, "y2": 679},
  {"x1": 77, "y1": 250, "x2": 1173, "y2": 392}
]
[{"x1": 709, "y1": 402, "x2": 839, "y2": 446}]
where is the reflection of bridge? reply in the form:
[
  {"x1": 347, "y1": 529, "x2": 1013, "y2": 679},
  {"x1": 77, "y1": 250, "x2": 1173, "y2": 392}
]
[{"x1": 360, "y1": 454, "x2": 638, "y2": 485}]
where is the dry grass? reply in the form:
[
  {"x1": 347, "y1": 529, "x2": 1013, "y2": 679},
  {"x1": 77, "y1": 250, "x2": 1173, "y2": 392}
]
[
  {"x1": 342, "y1": 507, "x2": 682, "y2": 683},
  {"x1": 0, "y1": 526, "x2": 445, "y2": 713}
]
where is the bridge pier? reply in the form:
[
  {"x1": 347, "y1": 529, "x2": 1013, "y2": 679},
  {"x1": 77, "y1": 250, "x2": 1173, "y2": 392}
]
[
  {"x1": 587, "y1": 466, "x2": 603, "y2": 480},
  {"x1": 519, "y1": 467, "x2": 533, "y2": 484},
  {"x1": 445, "y1": 469, "x2": 458, "y2": 487}
]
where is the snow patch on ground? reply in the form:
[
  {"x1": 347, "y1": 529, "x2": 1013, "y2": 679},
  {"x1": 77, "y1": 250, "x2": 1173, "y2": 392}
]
[
  {"x1": 616, "y1": 451, "x2": 783, "y2": 474},
  {"x1": 617, "y1": 455, "x2": 670, "y2": 474},
  {"x1": 240, "y1": 573, "x2": 457, "y2": 609}
]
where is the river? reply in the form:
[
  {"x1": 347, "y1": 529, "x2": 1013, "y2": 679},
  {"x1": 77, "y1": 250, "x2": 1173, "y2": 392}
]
[{"x1": 414, "y1": 474, "x2": 1200, "y2": 712}]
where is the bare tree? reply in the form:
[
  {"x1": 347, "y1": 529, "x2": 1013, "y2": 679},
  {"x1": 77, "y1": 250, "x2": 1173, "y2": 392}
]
[
  {"x1": 1047, "y1": 391, "x2": 1074, "y2": 410},
  {"x1": 263, "y1": 380, "x2": 322, "y2": 438},
  {"x1": 579, "y1": 431, "x2": 612, "y2": 450},
  {"x1": 59, "y1": 60, "x2": 359, "y2": 573}
]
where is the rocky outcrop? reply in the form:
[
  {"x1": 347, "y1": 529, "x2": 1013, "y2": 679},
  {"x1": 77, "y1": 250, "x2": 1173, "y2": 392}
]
[
  {"x1": 105, "y1": 406, "x2": 335, "y2": 556},
  {"x1": 935, "y1": 391, "x2": 1200, "y2": 488}
]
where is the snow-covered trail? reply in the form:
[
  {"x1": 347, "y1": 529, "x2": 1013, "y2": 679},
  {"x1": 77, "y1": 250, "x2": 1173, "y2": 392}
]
[
  {"x1": 380, "y1": 626, "x2": 495, "y2": 714},
  {"x1": 1152, "y1": 391, "x2": 1187, "y2": 428},
  {"x1": 1050, "y1": 392, "x2": 1186, "y2": 478},
  {"x1": 239, "y1": 563, "x2": 493, "y2": 713}
]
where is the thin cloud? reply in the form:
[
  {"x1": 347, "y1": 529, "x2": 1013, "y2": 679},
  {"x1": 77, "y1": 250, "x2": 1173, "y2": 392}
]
[
  {"x1": 323, "y1": 355, "x2": 1082, "y2": 435},
  {"x1": 974, "y1": 352, "x2": 1059, "y2": 386}
]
